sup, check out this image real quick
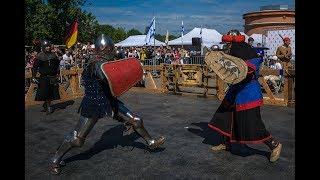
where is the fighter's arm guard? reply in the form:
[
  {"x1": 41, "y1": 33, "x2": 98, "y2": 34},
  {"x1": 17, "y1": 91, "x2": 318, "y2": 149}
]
[{"x1": 94, "y1": 61, "x2": 107, "y2": 80}]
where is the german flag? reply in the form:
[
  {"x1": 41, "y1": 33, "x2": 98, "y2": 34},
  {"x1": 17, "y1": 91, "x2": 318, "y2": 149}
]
[{"x1": 65, "y1": 19, "x2": 78, "y2": 48}]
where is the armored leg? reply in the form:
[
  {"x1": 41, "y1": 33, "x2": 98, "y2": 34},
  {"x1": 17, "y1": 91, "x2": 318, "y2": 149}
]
[
  {"x1": 46, "y1": 101, "x2": 53, "y2": 114},
  {"x1": 117, "y1": 103, "x2": 165, "y2": 149},
  {"x1": 49, "y1": 116, "x2": 98, "y2": 174},
  {"x1": 42, "y1": 101, "x2": 53, "y2": 114}
]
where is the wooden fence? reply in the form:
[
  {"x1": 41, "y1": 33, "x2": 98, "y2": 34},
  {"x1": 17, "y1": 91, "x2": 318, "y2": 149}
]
[{"x1": 25, "y1": 64, "x2": 295, "y2": 107}]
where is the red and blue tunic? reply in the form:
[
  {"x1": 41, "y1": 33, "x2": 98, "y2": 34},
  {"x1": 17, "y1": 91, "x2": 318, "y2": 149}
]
[
  {"x1": 208, "y1": 57, "x2": 271, "y2": 144},
  {"x1": 224, "y1": 58, "x2": 263, "y2": 111}
]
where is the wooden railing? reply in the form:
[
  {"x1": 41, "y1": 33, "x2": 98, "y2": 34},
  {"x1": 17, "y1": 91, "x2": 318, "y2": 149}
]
[
  {"x1": 146, "y1": 64, "x2": 295, "y2": 107},
  {"x1": 25, "y1": 64, "x2": 295, "y2": 107},
  {"x1": 214, "y1": 67, "x2": 295, "y2": 107},
  {"x1": 159, "y1": 64, "x2": 218, "y2": 96}
]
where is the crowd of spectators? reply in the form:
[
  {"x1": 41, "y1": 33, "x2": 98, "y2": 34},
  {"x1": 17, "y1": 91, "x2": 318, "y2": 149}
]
[{"x1": 25, "y1": 43, "x2": 206, "y2": 72}]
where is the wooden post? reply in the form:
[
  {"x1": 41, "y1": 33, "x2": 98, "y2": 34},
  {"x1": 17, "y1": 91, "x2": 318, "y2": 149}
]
[
  {"x1": 284, "y1": 74, "x2": 294, "y2": 107},
  {"x1": 58, "y1": 84, "x2": 69, "y2": 100},
  {"x1": 160, "y1": 64, "x2": 168, "y2": 92},
  {"x1": 258, "y1": 77, "x2": 276, "y2": 100},
  {"x1": 69, "y1": 67, "x2": 81, "y2": 98},
  {"x1": 25, "y1": 83, "x2": 36, "y2": 105},
  {"x1": 175, "y1": 65, "x2": 181, "y2": 93},
  {"x1": 203, "y1": 66, "x2": 209, "y2": 97},
  {"x1": 145, "y1": 72, "x2": 157, "y2": 89}
]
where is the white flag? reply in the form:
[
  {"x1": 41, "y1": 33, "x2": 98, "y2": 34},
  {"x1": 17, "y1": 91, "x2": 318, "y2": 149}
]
[
  {"x1": 181, "y1": 21, "x2": 184, "y2": 37},
  {"x1": 165, "y1": 30, "x2": 169, "y2": 44},
  {"x1": 145, "y1": 17, "x2": 155, "y2": 45},
  {"x1": 181, "y1": 21, "x2": 184, "y2": 46}
]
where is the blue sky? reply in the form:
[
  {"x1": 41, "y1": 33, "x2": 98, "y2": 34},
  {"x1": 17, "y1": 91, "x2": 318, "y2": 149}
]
[{"x1": 82, "y1": 0, "x2": 294, "y2": 35}]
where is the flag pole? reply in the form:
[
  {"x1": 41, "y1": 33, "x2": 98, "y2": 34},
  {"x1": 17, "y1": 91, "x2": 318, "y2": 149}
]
[
  {"x1": 153, "y1": 17, "x2": 156, "y2": 65},
  {"x1": 154, "y1": 17, "x2": 155, "y2": 50},
  {"x1": 181, "y1": 21, "x2": 184, "y2": 49},
  {"x1": 153, "y1": 17, "x2": 156, "y2": 76},
  {"x1": 182, "y1": 37, "x2": 183, "y2": 49},
  {"x1": 200, "y1": 27, "x2": 203, "y2": 56},
  {"x1": 166, "y1": 30, "x2": 169, "y2": 47}
]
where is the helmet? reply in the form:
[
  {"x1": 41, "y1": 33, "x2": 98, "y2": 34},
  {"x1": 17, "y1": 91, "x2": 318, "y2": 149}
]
[
  {"x1": 40, "y1": 39, "x2": 51, "y2": 52},
  {"x1": 41, "y1": 39, "x2": 51, "y2": 48},
  {"x1": 222, "y1": 29, "x2": 245, "y2": 43},
  {"x1": 210, "y1": 45, "x2": 220, "y2": 51},
  {"x1": 227, "y1": 29, "x2": 241, "y2": 36},
  {"x1": 94, "y1": 34, "x2": 114, "y2": 54}
]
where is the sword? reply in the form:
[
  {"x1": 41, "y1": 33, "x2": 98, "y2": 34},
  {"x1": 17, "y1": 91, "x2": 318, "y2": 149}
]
[{"x1": 278, "y1": 34, "x2": 284, "y2": 41}]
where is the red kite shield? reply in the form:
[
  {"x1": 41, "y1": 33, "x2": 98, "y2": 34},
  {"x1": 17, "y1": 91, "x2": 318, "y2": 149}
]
[{"x1": 101, "y1": 58, "x2": 143, "y2": 97}]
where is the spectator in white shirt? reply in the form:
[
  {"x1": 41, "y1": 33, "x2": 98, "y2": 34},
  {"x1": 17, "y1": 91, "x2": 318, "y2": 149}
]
[
  {"x1": 128, "y1": 50, "x2": 134, "y2": 58},
  {"x1": 62, "y1": 49, "x2": 73, "y2": 69},
  {"x1": 264, "y1": 56, "x2": 283, "y2": 93}
]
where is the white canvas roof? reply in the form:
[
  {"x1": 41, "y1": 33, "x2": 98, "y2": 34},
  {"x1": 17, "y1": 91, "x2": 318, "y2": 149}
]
[
  {"x1": 168, "y1": 27, "x2": 222, "y2": 48},
  {"x1": 115, "y1": 35, "x2": 165, "y2": 47}
]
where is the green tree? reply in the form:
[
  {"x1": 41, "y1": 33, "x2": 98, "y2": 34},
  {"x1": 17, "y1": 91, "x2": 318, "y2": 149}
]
[
  {"x1": 96, "y1": 24, "x2": 116, "y2": 39},
  {"x1": 25, "y1": 0, "x2": 98, "y2": 45},
  {"x1": 112, "y1": 27, "x2": 127, "y2": 43},
  {"x1": 154, "y1": 34, "x2": 178, "y2": 42},
  {"x1": 169, "y1": 35, "x2": 178, "y2": 40},
  {"x1": 155, "y1": 34, "x2": 165, "y2": 42},
  {"x1": 25, "y1": 0, "x2": 176, "y2": 46},
  {"x1": 127, "y1": 28, "x2": 142, "y2": 36},
  {"x1": 25, "y1": 0, "x2": 53, "y2": 45}
]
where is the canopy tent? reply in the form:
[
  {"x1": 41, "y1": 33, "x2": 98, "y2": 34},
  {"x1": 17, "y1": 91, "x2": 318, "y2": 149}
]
[
  {"x1": 168, "y1": 27, "x2": 222, "y2": 48},
  {"x1": 115, "y1": 35, "x2": 165, "y2": 47}
]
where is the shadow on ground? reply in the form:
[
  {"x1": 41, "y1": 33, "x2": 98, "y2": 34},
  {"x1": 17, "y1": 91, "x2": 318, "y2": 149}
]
[
  {"x1": 64, "y1": 124, "x2": 165, "y2": 164},
  {"x1": 52, "y1": 100, "x2": 75, "y2": 111}
]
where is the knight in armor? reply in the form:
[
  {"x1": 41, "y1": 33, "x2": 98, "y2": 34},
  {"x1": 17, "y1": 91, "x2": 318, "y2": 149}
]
[
  {"x1": 32, "y1": 40, "x2": 60, "y2": 114},
  {"x1": 208, "y1": 30, "x2": 282, "y2": 162},
  {"x1": 49, "y1": 34, "x2": 165, "y2": 175}
]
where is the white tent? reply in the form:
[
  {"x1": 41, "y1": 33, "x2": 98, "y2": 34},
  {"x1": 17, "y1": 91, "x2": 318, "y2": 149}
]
[
  {"x1": 115, "y1": 35, "x2": 165, "y2": 47},
  {"x1": 168, "y1": 27, "x2": 222, "y2": 48}
]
